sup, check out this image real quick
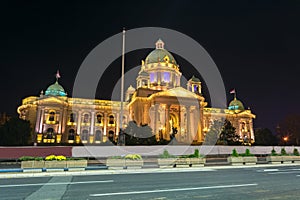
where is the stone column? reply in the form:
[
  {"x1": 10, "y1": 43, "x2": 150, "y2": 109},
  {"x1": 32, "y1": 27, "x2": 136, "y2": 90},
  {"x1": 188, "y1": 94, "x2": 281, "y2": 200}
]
[
  {"x1": 35, "y1": 107, "x2": 41, "y2": 133},
  {"x1": 197, "y1": 105, "x2": 203, "y2": 142},
  {"x1": 61, "y1": 107, "x2": 68, "y2": 138},
  {"x1": 165, "y1": 104, "x2": 170, "y2": 140},
  {"x1": 90, "y1": 111, "x2": 95, "y2": 135},
  {"x1": 179, "y1": 106, "x2": 186, "y2": 143},
  {"x1": 58, "y1": 108, "x2": 63, "y2": 134},
  {"x1": 116, "y1": 112, "x2": 120, "y2": 136},
  {"x1": 103, "y1": 112, "x2": 107, "y2": 136},
  {"x1": 249, "y1": 119, "x2": 255, "y2": 142},
  {"x1": 186, "y1": 106, "x2": 191, "y2": 143},
  {"x1": 39, "y1": 108, "x2": 45, "y2": 133},
  {"x1": 154, "y1": 104, "x2": 159, "y2": 139},
  {"x1": 76, "y1": 110, "x2": 82, "y2": 135},
  {"x1": 149, "y1": 105, "x2": 155, "y2": 132},
  {"x1": 190, "y1": 108, "x2": 195, "y2": 142}
]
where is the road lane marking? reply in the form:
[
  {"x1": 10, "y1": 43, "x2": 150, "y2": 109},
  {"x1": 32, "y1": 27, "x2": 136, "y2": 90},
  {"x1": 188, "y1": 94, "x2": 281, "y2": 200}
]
[
  {"x1": 268, "y1": 171, "x2": 300, "y2": 175},
  {"x1": 0, "y1": 180, "x2": 113, "y2": 188},
  {"x1": 262, "y1": 169, "x2": 279, "y2": 172},
  {"x1": 90, "y1": 183, "x2": 258, "y2": 197}
]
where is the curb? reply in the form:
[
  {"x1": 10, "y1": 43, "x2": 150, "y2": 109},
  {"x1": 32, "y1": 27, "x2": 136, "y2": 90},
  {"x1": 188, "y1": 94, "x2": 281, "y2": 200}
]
[{"x1": 0, "y1": 163, "x2": 300, "y2": 179}]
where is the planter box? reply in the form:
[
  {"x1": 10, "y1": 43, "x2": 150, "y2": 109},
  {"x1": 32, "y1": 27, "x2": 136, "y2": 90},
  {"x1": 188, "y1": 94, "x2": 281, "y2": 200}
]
[
  {"x1": 228, "y1": 156, "x2": 257, "y2": 165},
  {"x1": 176, "y1": 158, "x2": 206, "y2": 167},
  {"x1": 106, "y1": 158, "x2": 125, "y2": 169},
  {"x1": 125, "y1": 159, "x2": 143, "y2": 169},
  {"x1": 266, "y1": 156, "x2": 300, "y2": 164},
  {"x1": 189, "y1": 158, "x2": 206, "y2": 167},
  {"x1": 157, "y1": 158, "x2": 177, "y2": 168},
  {"x1": 158, "y1": 158, "x2": 206, "y2": 168},
  {"x1": 44, "y1": 161, "x2": 67, "y2": 168},
  {"x1": 21, "y1": 161, "x2": 44, "y2": 169},
  {"x1": 106, "y1": 158, "x2": 143, "y2": 169},
  {"x1": 66, "y1": 160, "x2": 88, "y2": 168}
]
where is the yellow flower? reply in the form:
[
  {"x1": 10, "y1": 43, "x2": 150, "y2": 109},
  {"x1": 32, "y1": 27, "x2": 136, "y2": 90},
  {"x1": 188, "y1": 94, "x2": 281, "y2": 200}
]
[
  {"x1": 125, "y1": 154, "x2": 142, "y2": 160},
  {"x1": 45, "y1": 155, "x2": 56, "y2": 161},
  {"x1": 55, "y1": 155, "x2": 66, "y2": 161},
  {"x1": 45, "y1": 155, "x2": 66, "y2": 161}
]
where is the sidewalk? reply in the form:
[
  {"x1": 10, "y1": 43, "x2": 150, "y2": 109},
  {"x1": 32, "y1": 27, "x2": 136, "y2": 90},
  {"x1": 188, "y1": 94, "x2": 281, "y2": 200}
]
[{"x1": 1, "y1": 163, "x2": 300, "y2": 179}]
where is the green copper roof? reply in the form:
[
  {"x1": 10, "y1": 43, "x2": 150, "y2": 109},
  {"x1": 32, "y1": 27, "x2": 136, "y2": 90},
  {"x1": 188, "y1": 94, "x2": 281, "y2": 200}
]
[
  {"x1": 228, "y1": 98, "x2": 245, "y2": 110},
  {"x1": 189, "y1": 75, "x2": 201, "y2": 82},
  {"x1": 139, "y1": 70, "x2": 149, "y2": 77},
  {"x1": 145, "y1": 49, "x2": 177, "y2": 65},
  {"x1": 45, "y1": 81, "x2": 67, "y2": 96}
]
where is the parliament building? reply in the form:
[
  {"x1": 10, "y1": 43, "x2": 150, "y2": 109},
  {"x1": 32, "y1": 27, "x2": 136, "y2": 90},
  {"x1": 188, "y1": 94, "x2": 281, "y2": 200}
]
[{"x1": 17, "y1": 39, "x2": 256, "y2": 145}]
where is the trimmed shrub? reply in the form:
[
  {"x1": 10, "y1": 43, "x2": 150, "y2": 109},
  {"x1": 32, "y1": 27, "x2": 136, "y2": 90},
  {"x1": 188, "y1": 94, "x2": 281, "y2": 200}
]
[
  {"x1": 159, "y1": 150, "x2": 176, "y2": 158},
  {"x1": 293, "y1": 148, "x2": 300, "y2": 156},
  {"x1": 280, "y1": 148, "x2": 287, "y2": 156},
  {"x1": 19, "y1": 156, "x2": 35, "y2": 161},
  {"x1": 34, "y1": 157, "x2": 43, "y2": 161},
  {"x1": 271, "y1": 148, "x2": 277, "y2": 156},
  {"x1": 194, "y1": 149, "x2": 200, "y2": 158},
  {"x1": 231, "y1": 148, "x2": 239, "y2": 157},
  {"x1": 240, "y1": 149, "x2": 254, "y2": 157}
]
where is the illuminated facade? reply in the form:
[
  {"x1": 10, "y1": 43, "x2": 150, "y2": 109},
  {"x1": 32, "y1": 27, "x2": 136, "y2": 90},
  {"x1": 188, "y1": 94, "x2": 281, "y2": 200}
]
[{"x1": 17, "y1": 39, "x2": 255, "y2": 144}]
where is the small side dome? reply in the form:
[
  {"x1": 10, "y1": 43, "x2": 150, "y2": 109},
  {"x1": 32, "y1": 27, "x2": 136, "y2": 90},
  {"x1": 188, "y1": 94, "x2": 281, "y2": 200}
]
[
  {"x1": 138, "y1": 69, "x2": 149, "y2": 77},
  {"x1": 228, "y1": 98, "x2": 245, "y2": 110},
  {"x1": 189, "y1": 75, "x2": 201, "y2": 82},
  {"x1": 127, "y1": 85, "x2": 136, "y2": 92},
  {"x1": 145, "y1": 39, "x2": 177, "y2": 65},
  {"x1": 45, "y1": 81, "x2": 67, "y2": 96}
]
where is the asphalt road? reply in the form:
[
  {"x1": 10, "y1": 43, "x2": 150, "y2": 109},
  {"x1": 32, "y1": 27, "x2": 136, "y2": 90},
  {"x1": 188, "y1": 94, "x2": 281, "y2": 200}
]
[{"x1": 1, "y1": 166, "x2": 300, "y2": 200}]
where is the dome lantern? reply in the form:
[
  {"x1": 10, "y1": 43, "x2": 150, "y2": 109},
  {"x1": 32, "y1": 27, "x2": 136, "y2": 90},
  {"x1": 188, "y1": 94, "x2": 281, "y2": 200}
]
[
  {"x1": 155, "y1": 39, "x2": 165, "y2": 49},
  {"x1": 44, "y1": 70, "x2": 67, "y2": 97}
]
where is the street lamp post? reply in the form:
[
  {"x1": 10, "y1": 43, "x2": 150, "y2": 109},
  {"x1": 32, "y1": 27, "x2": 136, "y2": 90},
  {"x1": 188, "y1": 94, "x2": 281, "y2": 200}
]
[{"x1": 118, "y1": 28, "x2": 126, "y2": 146}]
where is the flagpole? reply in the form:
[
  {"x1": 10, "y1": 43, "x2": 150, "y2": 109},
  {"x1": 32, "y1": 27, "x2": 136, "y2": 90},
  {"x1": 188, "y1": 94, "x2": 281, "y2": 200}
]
[
  {"x1": 118, "y1": 28, "x2": 125, "y2": 146},
  {"x1": 234, "y1": 89, "x2": 237, "y2": 99},
  {"x1": 234, "y1": 89, "x2": 236, "y2": 99}
]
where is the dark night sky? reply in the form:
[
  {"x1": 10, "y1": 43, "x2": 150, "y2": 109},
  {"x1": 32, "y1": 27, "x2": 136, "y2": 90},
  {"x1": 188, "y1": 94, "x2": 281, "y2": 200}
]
[{"x1": 1, "y1": 1, "x2": 300, "y2": 133}]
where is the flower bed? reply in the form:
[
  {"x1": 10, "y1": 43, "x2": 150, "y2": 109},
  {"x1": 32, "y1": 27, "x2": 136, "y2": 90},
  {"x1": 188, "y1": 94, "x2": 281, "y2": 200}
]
[
  {"x1": 227, "y1": 149, "x2": 257, "y2": 165},
  {"x1": 106, "y1": 154, "x2": 143, "y2": 169},
  {"x1": 158, "y1": 149, "x2": 206, "y2": 168},
  {"x1": 19, "y1": 155, "x2": 87, "y2": 169},
  {"x1": 266, "y1": 148, "x2": 300, "y2": 164}
]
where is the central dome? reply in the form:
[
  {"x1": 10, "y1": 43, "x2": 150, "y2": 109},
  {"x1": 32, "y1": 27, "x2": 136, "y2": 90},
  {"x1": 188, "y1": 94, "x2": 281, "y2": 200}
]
[
  {"x1": 228, "y1": 98, "x2": 245, "y2": 110},
  {"x1": 45, "y1": 81, "x2": 67, "y2": 96},
  {"x1": 145, "y1": 39, "x2": 177, "y2": 65}
]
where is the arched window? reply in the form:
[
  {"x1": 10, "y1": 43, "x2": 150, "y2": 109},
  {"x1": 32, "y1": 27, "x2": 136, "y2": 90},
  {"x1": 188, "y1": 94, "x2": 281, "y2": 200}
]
[
  {"x1": 122, "y1": 116, "x2": 127, "y2": 126},
  {"x1": 68, "y1": 129, "x2": 75, "y2": 140},
  {"x1": 96, "y1": 114, "x2": 103, "y2": 124},
  {"x1": 95, "y1": 130, "x2": 102, "y2": 141},
  {"x1": 46, "y1": 128, "x2": 54, "y2": 139},
  {"x1": 70, "y1": 113, "x2": 76, "y2": 123},
  {"x1": 81, "y1": 130, "x2": 88, "y2": 141},
  {"x1": 83, "y1": 114, "x2": 89, "y2": 123},
  {"x1": 109, "y1": 115, "x2": 115, "y2": 124},
  {"x1": 49, "y1": 111, "x2": 55, "y2": 121},
  {"x1": 108, "y1": 130, "x2": 114, "y2": 142}
]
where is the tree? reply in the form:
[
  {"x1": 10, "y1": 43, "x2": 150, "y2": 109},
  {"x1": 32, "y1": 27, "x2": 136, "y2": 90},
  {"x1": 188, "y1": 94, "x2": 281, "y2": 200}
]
[
  {"x1": 0, "y1": 117, "x2": 32, "y2": 146},
  {"x1": 124, "y1": 121, "x2": 155, "y2": 145},
  {"x1": 219, "y1": 120, "x2": 241, "y2": 145},
  {"x1": 254, "y1": 128, "x2": 278, "y2": 146},
  {"x1": 204, "y1": 120, "x2": 223, "y2": 145},
  {"x1": 277, "y1": 114, "x2": 300, "y2": 145}
]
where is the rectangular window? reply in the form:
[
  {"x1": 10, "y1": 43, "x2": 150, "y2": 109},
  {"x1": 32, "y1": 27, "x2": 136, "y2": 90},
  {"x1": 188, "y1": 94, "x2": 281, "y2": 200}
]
[
  {"x1": 150, "y1": 73, "x2": 157, "y2": 83},
  {"x1": 163, "y1": 72, "x2": 170, "y2": 82}
]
